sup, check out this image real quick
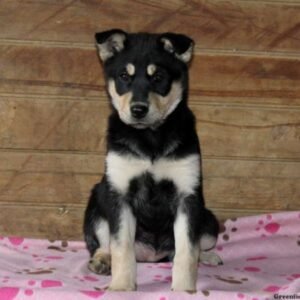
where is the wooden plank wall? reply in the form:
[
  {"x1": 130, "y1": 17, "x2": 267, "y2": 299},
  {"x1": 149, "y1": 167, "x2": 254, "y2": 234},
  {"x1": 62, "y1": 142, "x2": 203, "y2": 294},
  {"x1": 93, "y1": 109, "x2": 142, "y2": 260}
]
[{"x1": 0, "y1": 0, "x2": 299, "y2": 240}]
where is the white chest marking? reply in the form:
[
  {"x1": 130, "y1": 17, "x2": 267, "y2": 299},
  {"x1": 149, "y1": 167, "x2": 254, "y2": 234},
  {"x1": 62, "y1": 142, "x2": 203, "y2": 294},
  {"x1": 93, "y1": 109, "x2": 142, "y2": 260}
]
[
  {"x1": 153, "y1": 155, "x2": 200, "y2": 195},
  {"x1": 106, "y1": 152, "x2": 200, "y2": 195},
  {"x1": 106, "y1": 152, "x2": 151, "y2": 193}
]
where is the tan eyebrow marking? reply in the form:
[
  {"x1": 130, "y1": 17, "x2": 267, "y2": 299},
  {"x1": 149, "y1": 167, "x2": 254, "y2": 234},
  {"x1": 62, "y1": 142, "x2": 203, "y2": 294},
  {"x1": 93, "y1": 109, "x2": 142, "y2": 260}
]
[
  {"x1": 126, "y1": 63, "x2": 135, "y2": 76},
  {"x1": 147, "y1": 64, "x2": 156, "y2": 76}
]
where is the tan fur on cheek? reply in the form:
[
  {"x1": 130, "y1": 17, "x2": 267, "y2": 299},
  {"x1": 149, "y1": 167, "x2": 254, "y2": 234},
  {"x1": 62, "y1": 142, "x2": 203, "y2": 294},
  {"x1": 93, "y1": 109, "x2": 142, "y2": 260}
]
[
  {"x1": 120, "y1": 94, "x2": 131, "y2": 112},
  {"x1": 108, "y1": 80, "x2": 132, "y2": 113},
  {"x1": 150, "y1": 93, "x2": 165, "y2": 113},
  {"x1": 149, "y1": 81, "x2": 183, "y2": 117}
]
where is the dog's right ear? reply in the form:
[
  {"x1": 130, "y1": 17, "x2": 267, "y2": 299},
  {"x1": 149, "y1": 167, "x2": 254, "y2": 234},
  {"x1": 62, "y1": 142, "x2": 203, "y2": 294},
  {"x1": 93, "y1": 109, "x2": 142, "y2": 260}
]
[{"x1": 95, "y1": 29, "x2": 127, "y2": 62}]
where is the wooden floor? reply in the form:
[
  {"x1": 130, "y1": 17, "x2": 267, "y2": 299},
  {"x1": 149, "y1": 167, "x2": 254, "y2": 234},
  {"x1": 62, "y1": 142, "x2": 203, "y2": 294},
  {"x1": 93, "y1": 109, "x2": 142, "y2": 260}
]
[{"x1": 0, "y1": 0, "x2": 299, "y2": 240}]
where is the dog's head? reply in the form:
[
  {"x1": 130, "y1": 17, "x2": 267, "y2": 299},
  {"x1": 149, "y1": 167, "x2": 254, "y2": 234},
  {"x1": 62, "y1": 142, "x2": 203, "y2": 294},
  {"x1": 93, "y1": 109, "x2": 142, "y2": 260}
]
[{"x1": 95, "y1": 29, "x2": 194, "y2": 129}]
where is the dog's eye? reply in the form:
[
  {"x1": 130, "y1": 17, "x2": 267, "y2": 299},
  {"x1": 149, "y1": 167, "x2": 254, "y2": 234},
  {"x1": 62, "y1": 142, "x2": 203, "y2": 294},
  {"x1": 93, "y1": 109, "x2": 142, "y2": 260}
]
[
  {"x1": 119, "y1": 71, "x2": 131, "y2": 82},
  {"x1": 152, "y1": 72, "x2": 163, "y2": 83}
]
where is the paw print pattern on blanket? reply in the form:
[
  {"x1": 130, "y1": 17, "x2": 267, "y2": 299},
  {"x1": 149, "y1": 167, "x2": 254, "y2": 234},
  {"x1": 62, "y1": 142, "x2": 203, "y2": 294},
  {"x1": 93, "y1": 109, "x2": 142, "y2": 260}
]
[
  {"x1": 0, "y1": 211, "x2": 299, "y2": 299},
  {"x1": 15, "y1": 267, "x2": 56, "y2": 275},
  {"x1": 0, "y1": 287, "x2": 20, "y2": 300},
  {"x1": 47, "y1": 240, "x2": 78, "y2": 253},
  {"x1": 0, "y1": 279, "x2": 64, "y2": 299},
  {"x1": 153, "y1": 274, "x2": 172, "y2": 283},
  {"x1": 202, "y1": 290, "x2": 210, "y2": 297},
  {"x1": 214, "y1": 275, "x2": 249, "y2": 285},
  {"x1": 219, "y1": 219, "x2": 239, "y2": 242},
  {"x1": 255, "y1": 214, "x2": 281, "y2": 237},
  {"x1": 79, "y1": 290, "x2": 106, "y2": 298},
  {"x1": 8, "y1": 237, "x2": 25, "y2": 246}
]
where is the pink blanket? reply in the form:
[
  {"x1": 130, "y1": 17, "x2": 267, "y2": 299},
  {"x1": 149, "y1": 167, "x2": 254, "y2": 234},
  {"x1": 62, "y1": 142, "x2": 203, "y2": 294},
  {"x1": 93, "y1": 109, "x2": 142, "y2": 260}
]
[{"x1": 0, "y1": 211, "x2": 299, "y2": 300}]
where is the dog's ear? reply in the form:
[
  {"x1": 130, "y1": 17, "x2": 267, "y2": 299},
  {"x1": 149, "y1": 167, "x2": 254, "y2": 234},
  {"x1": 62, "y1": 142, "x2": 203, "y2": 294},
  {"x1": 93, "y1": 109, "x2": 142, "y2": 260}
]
[
  {"x1": 159, "y1": 33, "x2": 194, "y2": 64},
  {"x1": 95, "y1": 29, "x2": 127, "y2": 62}
]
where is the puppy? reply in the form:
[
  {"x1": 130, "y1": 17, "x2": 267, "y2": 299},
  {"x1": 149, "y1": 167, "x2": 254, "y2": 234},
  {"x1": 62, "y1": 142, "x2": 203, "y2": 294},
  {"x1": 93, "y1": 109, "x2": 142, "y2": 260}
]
[{"x1": 84, "y1": 29, "x2": 222, "y2": 292}]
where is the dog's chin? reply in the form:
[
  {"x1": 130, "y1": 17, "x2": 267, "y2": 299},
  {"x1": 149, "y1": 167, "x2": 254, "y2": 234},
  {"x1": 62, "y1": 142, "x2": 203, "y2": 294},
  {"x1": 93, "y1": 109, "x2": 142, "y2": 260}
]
[
  {"x1": 120, "y1": 116, "x2": 164, "y2": 130},
  {"x1": 130, "y1": 121, "x2": 164, "y2": 130},
  {"x1": 131, "y1": 123, "x2": 149, "y2": 129}
]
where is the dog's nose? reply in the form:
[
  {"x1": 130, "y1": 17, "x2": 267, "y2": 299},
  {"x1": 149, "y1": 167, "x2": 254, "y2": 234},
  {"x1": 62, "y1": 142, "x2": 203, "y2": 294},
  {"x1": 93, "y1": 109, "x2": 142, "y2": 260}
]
[{"x1": 130, "y1": 104, "x2": 148, "y2": 119}]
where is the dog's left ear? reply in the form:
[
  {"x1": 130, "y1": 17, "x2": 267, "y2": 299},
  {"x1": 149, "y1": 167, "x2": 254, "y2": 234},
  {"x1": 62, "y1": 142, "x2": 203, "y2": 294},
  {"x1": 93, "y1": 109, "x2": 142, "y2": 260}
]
[
  {"x1": 160, "y1": 33, "x2": 194, "y2": 64},
  {"x1": 95, "y1": 29, "x2": 127, "y2": 62}
]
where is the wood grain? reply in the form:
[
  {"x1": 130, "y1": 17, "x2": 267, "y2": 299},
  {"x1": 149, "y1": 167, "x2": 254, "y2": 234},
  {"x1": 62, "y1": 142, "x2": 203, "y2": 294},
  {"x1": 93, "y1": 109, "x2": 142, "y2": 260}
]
[
  {"x1": 0, "y1": 203, "x2": 287, "y2": 240},
  {"x1": 1, "y1": 96, "x2": 299, "y2": 159},
  {"x1": 1, "y1": 0, "x2": 300, "y2": 53},
  {"x1": 0, "y1": 204, "x2": 84, "y2": 240},
  {"x1": 0, "y1": 45, "x2": 299, "y2": 102},
  {"x1": 0, "y1": 45, "x2": 102, "y2": 97},
  {"x1": 0, "y1": 96, "x2": 109, "y2": 152},
  {"x1": 0, "y1": 152, "x2": 299, "y2": 210},
  {"x1": 0, "y1": 0, "x2": 299, "y2": 238},
  {"x1": 194, "y1": 105, "x2": 300, "y2": 159}
]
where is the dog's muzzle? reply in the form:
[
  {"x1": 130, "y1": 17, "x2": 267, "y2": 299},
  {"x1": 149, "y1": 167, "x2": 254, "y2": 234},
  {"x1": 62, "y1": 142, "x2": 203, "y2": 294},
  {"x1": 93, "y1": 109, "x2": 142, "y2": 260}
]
[{"x1": 130, "y1": 103, "x2": 149, "y2": 119}]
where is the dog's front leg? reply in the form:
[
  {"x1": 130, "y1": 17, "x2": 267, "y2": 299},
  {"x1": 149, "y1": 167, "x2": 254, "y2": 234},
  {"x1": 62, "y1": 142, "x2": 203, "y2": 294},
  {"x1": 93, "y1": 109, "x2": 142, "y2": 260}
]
[
  {"x1": 172, "y1": 208, "x2": 199, "y2": 293},
  {"x1": 108, "y1": 206, "x2": 137, "y2": 291}
]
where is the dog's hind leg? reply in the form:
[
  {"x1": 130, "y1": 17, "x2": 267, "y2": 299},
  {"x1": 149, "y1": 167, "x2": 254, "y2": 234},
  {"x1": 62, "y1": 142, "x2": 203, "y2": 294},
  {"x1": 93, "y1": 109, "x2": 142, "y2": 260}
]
[
  {"x1": 199, "y1": 209, "x2": 223, "y2": 266},
  {"x1": 199, "y1": 236, "x2": 223, "y2": 266},
  {"x1": 88, "y1": 219, "x2": 111, "y2": 275},
  {"x1": 84, "y1": 183, "x2": 111, "y2": 275}
]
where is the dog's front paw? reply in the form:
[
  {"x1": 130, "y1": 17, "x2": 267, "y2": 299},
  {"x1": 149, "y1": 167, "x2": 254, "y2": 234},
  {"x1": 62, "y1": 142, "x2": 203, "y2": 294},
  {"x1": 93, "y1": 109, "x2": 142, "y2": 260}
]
[
  {"x1": 171, "y1": 281, "x2": 196, "y2": 293},
  {"x1": 108, "y1": 282, "x2": 136, "y2": 291},
  {"x1": 199, "y1": 251, "x2": 223, "y2": 266},
  {"x1": 171, "y1": 268, "x2": 197, "y2": 293},
  {"x1": 88, "y1": 250, "x2": 111, "y2": 275}
]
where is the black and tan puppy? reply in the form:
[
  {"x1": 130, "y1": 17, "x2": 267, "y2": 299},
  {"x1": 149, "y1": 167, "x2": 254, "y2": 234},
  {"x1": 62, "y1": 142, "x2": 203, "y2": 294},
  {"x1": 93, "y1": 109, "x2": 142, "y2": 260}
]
[{"x1": 84, "y1": 29, "x2": 222, "y2": 292}]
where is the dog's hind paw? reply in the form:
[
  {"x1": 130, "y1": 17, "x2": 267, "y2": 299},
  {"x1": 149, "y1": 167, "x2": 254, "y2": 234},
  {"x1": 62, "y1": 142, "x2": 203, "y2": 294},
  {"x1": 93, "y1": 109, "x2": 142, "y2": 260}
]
[
  {"x1": 199, "y1": 251, "x2": 223, "y2": 266},
  {"x1": 88, "y1": 249, "x2": 111, "y2": 275}
]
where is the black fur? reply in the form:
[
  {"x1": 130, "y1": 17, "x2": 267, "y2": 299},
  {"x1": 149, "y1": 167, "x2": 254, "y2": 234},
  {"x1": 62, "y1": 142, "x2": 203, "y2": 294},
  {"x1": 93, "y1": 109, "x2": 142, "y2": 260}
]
[{"x1": 84, "y1": 30, "x2": 219, "y2": 262}]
